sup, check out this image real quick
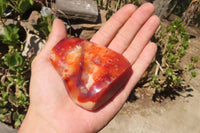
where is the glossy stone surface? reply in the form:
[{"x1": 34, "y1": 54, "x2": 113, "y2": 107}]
[{"x1": 50, "y1": 38, "x2": 132, "y2": 110}]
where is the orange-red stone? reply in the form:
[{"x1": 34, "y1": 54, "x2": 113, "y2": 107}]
[{"x1": 50, "y1": 38, "x2": 132, "y2": 110}]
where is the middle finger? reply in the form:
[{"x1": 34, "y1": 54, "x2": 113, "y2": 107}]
[{"x1": 108, "y1": 3, "x2": 155, "y2": 53}]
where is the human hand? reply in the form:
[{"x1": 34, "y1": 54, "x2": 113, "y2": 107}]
[{"x1": 19, "y1": 3, "x2": 160, "y2": 133}]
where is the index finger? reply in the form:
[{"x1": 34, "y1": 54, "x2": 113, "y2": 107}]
[{"x1": 90, "y1": 4, "x2": 136, "y2": 47}]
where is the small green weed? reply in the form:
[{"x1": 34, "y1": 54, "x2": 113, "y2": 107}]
[{"x1": 150, "y1": 18, "x2": 199, "y2": 101}]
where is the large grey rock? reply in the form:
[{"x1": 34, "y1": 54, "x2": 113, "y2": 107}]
[{"x1": 56, "y1": 0, "x2": 98, "y2": 22}]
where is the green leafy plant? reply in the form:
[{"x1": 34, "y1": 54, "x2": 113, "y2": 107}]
[
  {"x1": 186, "y1": 56, "x2": 199, "y2": 80},
  {"x1": 0, "y1": 24, "x2": 20, "y2": 45},
  {"x1": 0, "y1": 24, "x2": 30, "y2": 127},
  {"x1": 33, "y1": 14, "x2": 55, "y2": 39},
  {"x1": 8, "y1": 0, "x2": 34, "y2": 15},
  {"x1": 0, "y1": 0, "x2": 8, "y2": 17},
  {"x1": 0, "y1": 1, "x2": 33, "y2": 127},
  {"x1": 0, "y1": 0, "x2": 34, "y2": 24},
  {"x1": 0, "y1": 0, "x2": 8, "y2": 25},
  {"x1": 150, "y1": 18, "x2": 199, "y2": 100}
]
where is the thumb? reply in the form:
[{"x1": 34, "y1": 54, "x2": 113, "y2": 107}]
[{"x1": 40, "y1": 18, "x2": 67, "y2": 58}]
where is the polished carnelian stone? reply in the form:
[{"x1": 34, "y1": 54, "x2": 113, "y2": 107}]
[{"x1": 50, "y1": 38, "x2": 132, "y2": 110}]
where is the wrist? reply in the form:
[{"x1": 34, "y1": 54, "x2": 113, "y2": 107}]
[{"x1": 18, "y1": 106, "x2": 58, "y2": 133}]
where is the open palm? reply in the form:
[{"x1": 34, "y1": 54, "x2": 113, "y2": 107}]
[{"x1": 19, "y1": 3, "x2": 160, "y2": 133}]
